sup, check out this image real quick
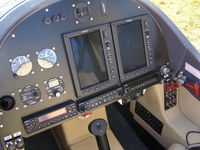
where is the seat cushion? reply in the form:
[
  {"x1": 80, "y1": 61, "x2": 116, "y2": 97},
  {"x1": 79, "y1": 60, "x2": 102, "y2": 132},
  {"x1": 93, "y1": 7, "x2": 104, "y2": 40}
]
[{"x1": 168, "y1": 143, "x2": 185, "y2": 150}]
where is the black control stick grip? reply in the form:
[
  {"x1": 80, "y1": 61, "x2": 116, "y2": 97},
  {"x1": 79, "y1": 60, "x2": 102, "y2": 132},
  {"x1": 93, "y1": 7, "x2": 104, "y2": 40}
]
[{"x1": 89, "y1": 119, "x2": 110, "y2": 150}]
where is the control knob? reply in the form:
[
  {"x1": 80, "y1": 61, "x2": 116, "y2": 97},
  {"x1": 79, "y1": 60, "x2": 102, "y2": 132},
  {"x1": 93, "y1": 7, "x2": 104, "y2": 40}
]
[
  {"x1": 105, "y1": 41, "x2": 111, "y2": 47},
  {"x1": 6, "y1": 141, "x2": 16, "y2": 150},
  {"x1": 160, "y1": 65, "x2": 171, "y2": 80},
  {"x1": 0, "y1": 96, "x2": 15, "y2": 111},
  {"x1": 162, "y1": 67, "x2": 170, "y2": 75},
  {"x1": 45, "y1": 77, "x2": 65, "y2": 97},
  {"x1": 118, "y1": 90, "x2": 124, "y2": 97},
  {"x1": 53, "y1": 90, "x2": 61, "y2": 97},
  {"x1": 15, "y1": 138, "x2": 25, "y2": 149}
]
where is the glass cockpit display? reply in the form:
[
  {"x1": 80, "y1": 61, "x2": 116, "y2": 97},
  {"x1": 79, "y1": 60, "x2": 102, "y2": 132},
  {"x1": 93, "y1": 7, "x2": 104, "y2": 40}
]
[
  {"x1": 70, "y1": 30, "x2": 109, "y2": 89},
  {"x1": 117, "y1": 21, "x2": 147, "y2": 74}
]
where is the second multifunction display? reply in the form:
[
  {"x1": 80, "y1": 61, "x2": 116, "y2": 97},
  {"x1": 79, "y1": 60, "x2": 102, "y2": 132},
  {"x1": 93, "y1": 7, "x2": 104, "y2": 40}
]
[
  {"x1": 64, "y1": 15, "x2": 155, "y2": 99},
  {"x1": 112, "y1": 16, "x2": 154, "y2": 83}
]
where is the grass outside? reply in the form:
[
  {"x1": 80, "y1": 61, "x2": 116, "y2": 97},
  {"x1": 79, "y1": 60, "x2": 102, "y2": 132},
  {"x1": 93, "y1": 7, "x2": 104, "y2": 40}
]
[{"x1": 151, "y1": 0, "x2": 200, "y2": 52}]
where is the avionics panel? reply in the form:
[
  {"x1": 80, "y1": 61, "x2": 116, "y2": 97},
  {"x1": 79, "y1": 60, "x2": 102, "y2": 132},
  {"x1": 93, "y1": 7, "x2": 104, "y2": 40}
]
[
  {"x1": 112, "y1": 16, "x2": 155, "y2": 83},
  {"x1": 64, "y1": 24, "x2": 119, "y2": 98},
  {"x1": 22, "y1": 101, "x2": 78, "y2": 134}
]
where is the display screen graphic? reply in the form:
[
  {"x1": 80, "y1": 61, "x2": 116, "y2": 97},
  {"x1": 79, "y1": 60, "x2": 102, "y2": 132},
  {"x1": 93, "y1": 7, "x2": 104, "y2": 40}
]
[
  {"x1": 70, "y1": 31, "x2": 109, "y2": 89},
  {"x1": 117, "y1": 21, "x2": 147, "y2": 74},
  {"x1": 38, "y1": 108, "x2": 67, "y2": 124}
]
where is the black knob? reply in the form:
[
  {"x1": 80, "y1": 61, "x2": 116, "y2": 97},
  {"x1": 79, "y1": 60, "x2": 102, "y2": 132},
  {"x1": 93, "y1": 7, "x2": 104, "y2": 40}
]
[
  {"x1": 118, "y1": 90, "x2": 124, "y2": 97},
  {"x1": 105, "y1": 41, "x2": 111, "y2": 47},
  {"x1": 131, "y1": 95, "x2": 138, "y2": 100},
  {"x1": 32, "y1": 91, "x2": 38, "y2": 97},
  {"x1": 79, "y1": 105, "x2": 86, "y2": 112},
  {"x1": 0, "y1": 96, "x2": 15, "y2": 111},
  {"x1": 15, "y1": 138, "x2": 25, "y2": 149}
]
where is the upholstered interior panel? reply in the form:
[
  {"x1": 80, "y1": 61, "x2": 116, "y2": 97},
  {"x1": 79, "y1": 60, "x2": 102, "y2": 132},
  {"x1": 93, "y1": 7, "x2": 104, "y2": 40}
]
[
  {"x1": 179, "y1": 86, "x2": 200, "y2": 127},
  {"x1": 130, "y1": 84, "x2": 200, "y2": 149}
]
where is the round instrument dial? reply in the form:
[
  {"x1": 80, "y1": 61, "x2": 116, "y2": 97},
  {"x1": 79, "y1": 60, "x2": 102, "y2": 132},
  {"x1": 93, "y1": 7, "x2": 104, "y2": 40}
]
[
  {"x1": 45, "y1": 78, "x2": 65, "y2": 97},
  {"x1": 11, "y1": 56, "x2": 32, "y2": 76},
  {"x1": 38, "y1": 49, "x2": 57, "y2": 69},
  {"x1": 20, "y1": 85, "x2": 41, "y2": 106}
]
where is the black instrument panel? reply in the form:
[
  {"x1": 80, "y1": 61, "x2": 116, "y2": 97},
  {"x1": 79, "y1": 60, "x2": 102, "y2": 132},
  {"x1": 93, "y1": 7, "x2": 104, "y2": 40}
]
[{"x1": 0, "y1": 0, "x2": 169, "y2": 140}]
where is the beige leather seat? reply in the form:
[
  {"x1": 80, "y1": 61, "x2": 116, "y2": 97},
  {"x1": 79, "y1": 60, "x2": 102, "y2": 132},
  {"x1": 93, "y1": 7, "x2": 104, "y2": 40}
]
[{"x1": 167, "y1": 143, "x2": 185, "y2": 150}]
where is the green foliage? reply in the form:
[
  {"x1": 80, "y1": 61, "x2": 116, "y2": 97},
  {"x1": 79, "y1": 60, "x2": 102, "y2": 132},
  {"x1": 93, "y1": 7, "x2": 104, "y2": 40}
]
[{"x1": 151, "y1": 0, "x2": 200, "y2": 51}]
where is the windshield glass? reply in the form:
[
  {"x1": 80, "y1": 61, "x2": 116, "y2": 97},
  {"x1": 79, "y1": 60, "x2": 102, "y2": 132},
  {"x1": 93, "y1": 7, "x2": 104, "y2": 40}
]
[{"x1": 0, "y1": 0, "x2": 26, "y2": 19}]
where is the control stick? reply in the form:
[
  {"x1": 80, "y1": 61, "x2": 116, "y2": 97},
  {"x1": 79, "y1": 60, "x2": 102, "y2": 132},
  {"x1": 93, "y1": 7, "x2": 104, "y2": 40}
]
[{"x1": 89, "y1": 119, "x2": 110, "y2": 150}]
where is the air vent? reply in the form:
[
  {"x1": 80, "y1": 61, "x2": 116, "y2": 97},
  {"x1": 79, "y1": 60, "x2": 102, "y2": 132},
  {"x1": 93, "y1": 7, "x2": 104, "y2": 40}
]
[{"x1": 135, "y1": 102, "x2": 163, "y2": 135}]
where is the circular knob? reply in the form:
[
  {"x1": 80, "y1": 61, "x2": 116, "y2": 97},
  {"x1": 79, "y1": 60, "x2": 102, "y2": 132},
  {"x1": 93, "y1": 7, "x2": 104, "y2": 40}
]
[
  {"x1": 105, "y1": 41, "x2": 111, "y2": 47},
  {"x1": 161, "y1": 66, "x2": 170, "y2": 75},
  {"x1": 0, "y1": 96, "x2": 15, "y2": 111},
  {"x1": 53, "y1": 91, "x2": 61, "y2": 97},
  {"x1": 163, "y1": 67, "x2": 170, "y2": 74},
  {"x1": 55, "y1": 92, "x2": 61, "y2": 97},
  {"x1": 52, "y1": 15, "x2": 60, "y2": 22},
  {"x1": 6, "y1": 141, "x2": 16, "y2": 150},
  {"x1": 118, "y1": 90, "x2": 124, "y2": 97},
  {"x1": 15, "y1": 138, "x2": 25, "y2": 149}
]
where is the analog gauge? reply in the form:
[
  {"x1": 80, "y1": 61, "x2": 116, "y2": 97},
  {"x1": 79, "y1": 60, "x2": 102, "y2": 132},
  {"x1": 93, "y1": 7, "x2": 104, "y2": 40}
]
[
  {"x1": 37, "y1": 49, "x2": 57, "y2": 69},
  {"x1": 11, "y1": 56, "x2": 32, "y2": 76},
  {"x1": 45, "y1": 77, "x2": 65, "y2": 97},
  {"x1": 20, "y1": 85, "x2": 41, "y2": 106}
]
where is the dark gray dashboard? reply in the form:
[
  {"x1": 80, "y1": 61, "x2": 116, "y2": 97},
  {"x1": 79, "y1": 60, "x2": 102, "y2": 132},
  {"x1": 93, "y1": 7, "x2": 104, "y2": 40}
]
[{"x1": 0, "y1": 0, "x2": 168, "y2": 143}]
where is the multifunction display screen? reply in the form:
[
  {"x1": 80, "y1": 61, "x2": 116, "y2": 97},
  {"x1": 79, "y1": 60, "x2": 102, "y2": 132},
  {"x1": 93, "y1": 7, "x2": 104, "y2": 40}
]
[
  {"x1": 117, "y1": 21, "x2": 147, "y2": 74},
  {"x1": 70, "y1": 31, "x2": 108, "y2": 89}
]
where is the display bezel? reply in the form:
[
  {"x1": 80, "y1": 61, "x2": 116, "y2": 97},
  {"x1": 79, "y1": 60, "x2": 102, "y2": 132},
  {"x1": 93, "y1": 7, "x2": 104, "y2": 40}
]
[
  {"x1": 63, "y1": 24, "x2": 119, "y2": 98},
  {"x1": 111, "y1": 16, "x2": 155, "y2": 83}
]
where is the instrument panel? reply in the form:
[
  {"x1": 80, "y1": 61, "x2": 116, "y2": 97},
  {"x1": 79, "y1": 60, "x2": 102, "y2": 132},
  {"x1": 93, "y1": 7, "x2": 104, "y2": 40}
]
[{"x1": 0, "y1": 0, "x2": 169, "y2": 143}]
